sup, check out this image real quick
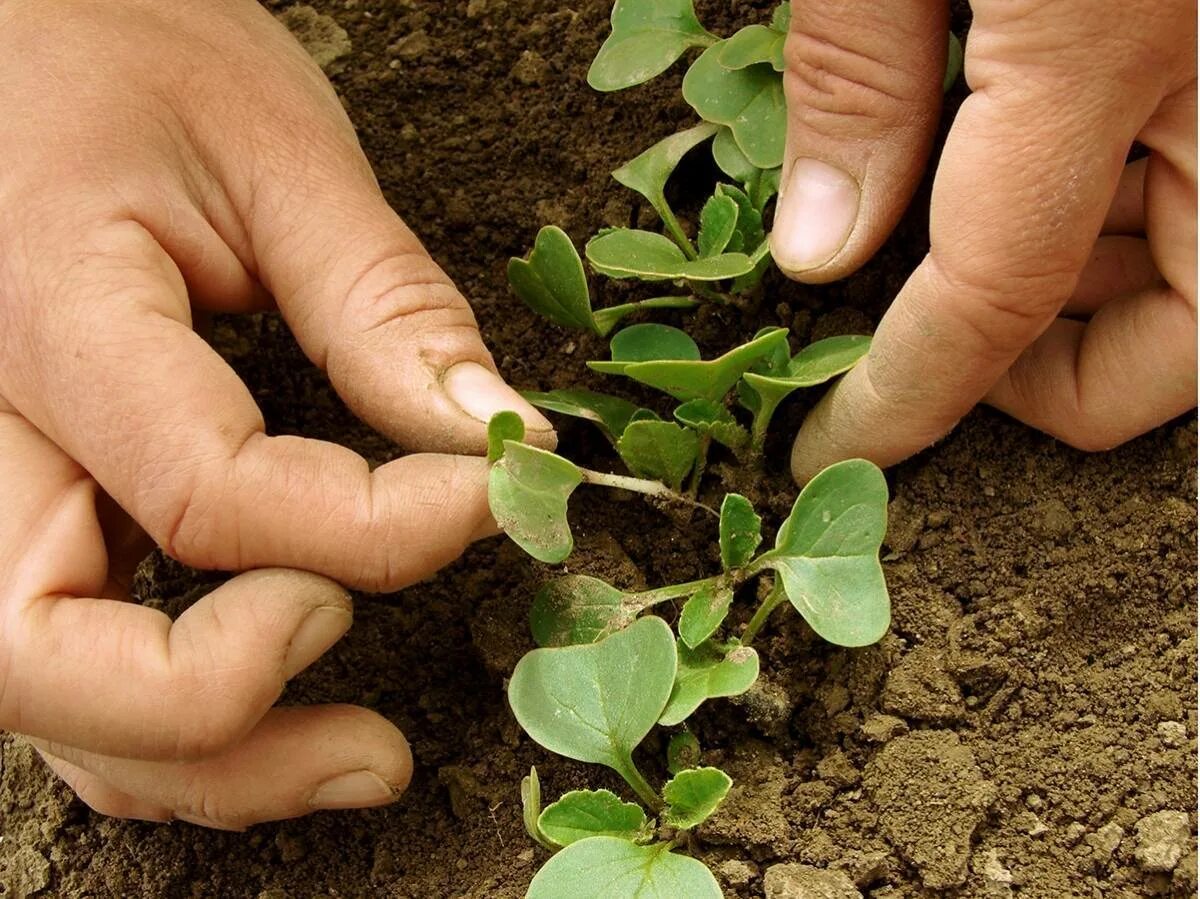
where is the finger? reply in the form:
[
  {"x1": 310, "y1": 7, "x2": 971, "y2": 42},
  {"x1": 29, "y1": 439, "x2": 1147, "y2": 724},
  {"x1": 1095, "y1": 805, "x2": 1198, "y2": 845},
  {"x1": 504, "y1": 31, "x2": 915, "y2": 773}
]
[
  {"x1": 0, "y1": 222, "x2": 498, "y2": 591},
  {"x1": 33, "y1": 705, "x2": 411, "y2": 830},
  {"x1": 1065, "y1": 236, "x2": 1160, "y2": 315},
  {"x1": 37, "y1": 751, "x2": 173, "y2": 823},
  {"x1": 771, "y1": 0, "x2": 947, "y2": 281},
  {"x1": 1103, "y1": 157, "x2": 1148, "y2": 235},
  {"x1": 986, "y1": 285, "x2": 1196, "y2": 449},
  {"x1": 790, "y1": 35, "x2": 1158, "y2": 482}
]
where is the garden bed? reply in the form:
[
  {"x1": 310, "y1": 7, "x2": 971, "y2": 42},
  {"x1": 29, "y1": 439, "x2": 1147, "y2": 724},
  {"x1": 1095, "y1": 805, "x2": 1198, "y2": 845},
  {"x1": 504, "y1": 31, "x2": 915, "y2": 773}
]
[{"x1": 1, "y1": 1, "x2": 1195, "y2": 896}]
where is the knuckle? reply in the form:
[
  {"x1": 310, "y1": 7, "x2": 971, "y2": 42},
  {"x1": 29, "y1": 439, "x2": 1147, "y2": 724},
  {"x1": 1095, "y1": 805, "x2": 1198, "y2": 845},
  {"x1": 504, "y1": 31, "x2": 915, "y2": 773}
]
[
  {"x1": 784, "y1": 31, "x2": 920, "y2": 127},
  {"x1": 339, "y1": 251, "x2": 478, "y2": 341}
]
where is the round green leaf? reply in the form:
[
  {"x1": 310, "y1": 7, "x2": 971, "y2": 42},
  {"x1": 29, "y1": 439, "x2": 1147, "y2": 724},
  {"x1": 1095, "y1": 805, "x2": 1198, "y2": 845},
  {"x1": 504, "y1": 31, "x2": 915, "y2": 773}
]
[
  {"x1": 683, "y1": 45, "x2": 786, "y2": 168},
  {"x1": 756, "y1": 458, "x2": 890, "y2": 647},
  {"x1": 786, "y1": 334, "x2": 871, "y2": 383},
  {"x1": 509, "y1": 616, "x2": 678, "y2": 775},
  {"x1": 587, "y1": 0, "x2": 717, "y2": 92},
  {"x1": 662, "y1": 767, "x2": 732, "y2": 829},
  {"x1": 678, "y1": 584, "x2": 734, "y2": 649},
  {"x1": 711, "y1": 126, "x2": 758, "y2": 184},
  {"x1": 488, "y1": 410, "x2": 526, "y2": 464},
  {"x1": 508, "y1": 226, "x2": 596, "y2": 333},
  {"x1": 718, "y1": 24, "x2": 785, "y2": 72},
  {"x1": 719, "y1": 493, "x2": 762, "y2": 570},
  {"x1": 611, "y1": 324, "x2": 701, "y2": 363},
  {"x1": 538, "y1": 790, "x2": 649, "y2": 847},
  {"x1": 527, "y1": 837, "x2": 722, "y2": 899},
  {"x1": 659, "y1": 641, "x2": 760, "y2": 727},
  {"x1": 586, "y1": 229, "x2": 687, "y2": 280},
  {"x1": 617, "y1": 421, "x2": 700, "y2": 492},
  {"x1": 530, "y1": 575, "x2": 634, "y2": 647},
  {"x1": 521, "y1": 388, "x2": 641, "y2": 442},
  {"x1": 679, "y1": 252, "x2": 756, "y2": 280},
  {"x1": 488, "y1": 443, "x2": 583, "y2": 564}
]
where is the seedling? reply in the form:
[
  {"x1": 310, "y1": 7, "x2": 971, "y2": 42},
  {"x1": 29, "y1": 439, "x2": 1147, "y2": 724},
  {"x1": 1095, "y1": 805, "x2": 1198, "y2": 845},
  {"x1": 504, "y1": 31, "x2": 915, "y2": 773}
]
[{"x1": 503, "y1": 454, "x2": 891, "y2": 896}]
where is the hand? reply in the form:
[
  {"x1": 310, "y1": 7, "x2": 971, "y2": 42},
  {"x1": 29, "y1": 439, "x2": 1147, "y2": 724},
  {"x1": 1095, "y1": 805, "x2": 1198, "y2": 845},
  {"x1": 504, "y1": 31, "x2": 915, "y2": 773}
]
[
  {"x1": 0, "y1": 0, "x2": 551, "y2": 828},
  {"x1": 770, "y1": 0, "x2": 1197, "y2": 482}
]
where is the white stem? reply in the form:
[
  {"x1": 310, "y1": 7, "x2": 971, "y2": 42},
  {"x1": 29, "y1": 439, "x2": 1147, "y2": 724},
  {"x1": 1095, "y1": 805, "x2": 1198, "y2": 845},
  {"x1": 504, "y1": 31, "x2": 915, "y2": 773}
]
[{"x1": 578, "y1": 469, "x2": 717, "y2": 517}]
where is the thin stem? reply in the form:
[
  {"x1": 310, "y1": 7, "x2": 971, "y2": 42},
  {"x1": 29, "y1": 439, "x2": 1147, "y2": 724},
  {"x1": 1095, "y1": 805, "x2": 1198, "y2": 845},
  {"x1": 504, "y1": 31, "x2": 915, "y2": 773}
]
[
  {"x1": 615, "y1": 754, "x2": 663, "y2": 812},
  {"x1": 579, "y1": 468, "x2": 717, "y2": 517},
  {"x1": 626, "y1": 575, "x2": 725, "y2": 611},
  {"x1": 741, "y1": 577, "x2": 787, "y2": 646},
  {"x1": 687, "y1": 282, "x2": 736, "y2": 305},
  {"x1": 750, "y1": 399, "x2": 781, "y2": 456},
  {"x1": 658, "y1": 202, "x2": 697, "y2": 261}
]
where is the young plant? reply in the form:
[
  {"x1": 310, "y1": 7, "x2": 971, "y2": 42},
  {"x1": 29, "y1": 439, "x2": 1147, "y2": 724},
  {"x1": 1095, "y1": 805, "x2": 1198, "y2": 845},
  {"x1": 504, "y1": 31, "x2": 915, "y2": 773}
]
[{"x1": 505, "y1": 457, "x2": 891, "y2": 896}]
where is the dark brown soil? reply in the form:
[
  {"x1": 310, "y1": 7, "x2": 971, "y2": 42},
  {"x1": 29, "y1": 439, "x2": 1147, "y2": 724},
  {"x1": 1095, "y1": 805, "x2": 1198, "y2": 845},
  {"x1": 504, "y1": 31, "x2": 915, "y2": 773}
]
[{"x1": 2, "y1": 1, "x2": 1196, "y2": 897}]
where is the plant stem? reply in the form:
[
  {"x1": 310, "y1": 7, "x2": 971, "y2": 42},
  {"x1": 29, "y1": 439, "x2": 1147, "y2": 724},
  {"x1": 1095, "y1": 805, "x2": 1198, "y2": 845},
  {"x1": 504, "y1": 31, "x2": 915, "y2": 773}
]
[
  {"x1": 750, "y1": 399, "x2": 781, "y2": 456},
  {"x1": 579, "y1": 468, "x2": 717, "y2": 517},
  {"x1": 741, "y1": 577, "x2": 787, "y2": 646},
  {"x1": 657, "y1": 199, "x2": 697, "y2": 261},
  {"x1": 688, "y1": 282, "x2": 736, "y2": 305},
  {"x1": 615, "y1": 754, "x2": 663, "y2": 812},
  {"x1": 687, "y1": 434, "x2": 711, "y2": 499},
  {"x1": 627, "y1": 575, "x2": 725, "y2": 611}
]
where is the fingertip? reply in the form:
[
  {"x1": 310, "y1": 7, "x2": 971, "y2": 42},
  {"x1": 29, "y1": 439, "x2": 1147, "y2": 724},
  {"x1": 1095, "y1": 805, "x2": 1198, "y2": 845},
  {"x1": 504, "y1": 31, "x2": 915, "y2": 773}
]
[
  {"x1": 441, "y1": 361, "x2": 555, "y2": 440},
  {"x1": 771, "y1": 158, "x2": 862, "y2": 281}
]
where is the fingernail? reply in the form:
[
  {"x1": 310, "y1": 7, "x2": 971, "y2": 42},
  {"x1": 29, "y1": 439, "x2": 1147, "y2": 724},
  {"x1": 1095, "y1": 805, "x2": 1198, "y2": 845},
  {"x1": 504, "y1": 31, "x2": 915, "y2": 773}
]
[
  {"x1": 771, "y1": 159, "x2": 860, "y2": 273},
  {"x1": 284, "y1": 605, "x2": 352, "y2": 679},
  {"x1": 310, "y1": 770, "x2": 399, "y2": 810},
  {"x1": 442, "y1": 361, "x2": 553, "y2": 432}
]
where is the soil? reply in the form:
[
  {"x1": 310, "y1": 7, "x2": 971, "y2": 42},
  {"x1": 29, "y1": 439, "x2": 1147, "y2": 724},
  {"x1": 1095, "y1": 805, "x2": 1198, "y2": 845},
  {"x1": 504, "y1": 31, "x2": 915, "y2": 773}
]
[{"x1": 2, "y1": 1, "x2": 1196, "y2": 897}]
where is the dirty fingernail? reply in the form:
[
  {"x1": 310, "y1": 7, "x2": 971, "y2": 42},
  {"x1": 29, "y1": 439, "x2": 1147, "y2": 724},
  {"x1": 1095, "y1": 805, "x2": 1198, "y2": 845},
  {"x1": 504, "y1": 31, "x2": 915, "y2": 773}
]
[
  {"x1": 443, "y1": 361, "x2": 553, "y2": 432},
  {"x1": 284, "y1": 605, "x2": 353, "y2": 679},
  {"x1": 771, "y1": 159, "x2": 859, "y2": 273},
  {"x1": 310, "y1": 770, "x2": 399, "y2": 810}
]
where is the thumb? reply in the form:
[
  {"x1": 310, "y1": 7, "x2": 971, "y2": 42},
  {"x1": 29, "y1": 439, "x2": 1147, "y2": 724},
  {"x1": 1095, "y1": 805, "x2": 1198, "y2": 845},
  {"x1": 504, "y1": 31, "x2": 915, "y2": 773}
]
[
  {"x1": 261, "y1": 188, "x2": 554, "y2": 454},
  {"x1": 771, "y1": 0, "x2": 947, "y2": 282}
]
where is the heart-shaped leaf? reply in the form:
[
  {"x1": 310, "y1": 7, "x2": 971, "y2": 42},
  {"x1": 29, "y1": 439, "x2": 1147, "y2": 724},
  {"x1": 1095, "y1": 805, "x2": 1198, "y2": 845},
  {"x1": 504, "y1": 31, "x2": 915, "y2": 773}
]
[
  {"x1": 666, "y1": 731, "x2": 702, "y2": 774},
  {"x1": 538, "y1": 790, "x2": 649, "y2": 847},
  {"x1": 521, "y1": 767, "x2": 557, "y2": 851},
  {"x1": 521, "y1": 389, "x2": 642, "y2": 443},
  {"x1": 488, "y1": 410, "x2": 526, "y2": 463},
  {"x1": 613, "y1": 123, "x2": 719, "y2": 231},
  {"x1": 591, "y1": 327, "x2": 790, "y2": 403},
  {"x1": 754, "y1": 458, "x2": 890, "y2": 646},
  {"x1": 587, "y1": 0, "x2": 717, "y2": 92},
  {"x1": 489, "y1": 441, "x2": 583, "y2": 564},
  {"x1": 944, "y1": 32, "x2": 963, "y2": 94},
  {"x1": 509, "y1": 617, "x2": 677, "y2": 782},
  {"x1": 662, "y1": 767, "x2": 732, "y2": 829},
  {"x1": 678, "y1": 583, "x2": 734, "y2": 649},
  {"x1": 530, "y1": 575, "x2": 635, "y2": 647},
  {"x1": 617, "y1": 421, "x2": 699, "y2": 491},
  {"x1": 683, "y1": 45, "x2": 786, "y2": 168},
  {"x1": 527, "y1": 837, "x2": 722, "y2": 899},
  {"x1": 711, "y1": 126, "x2": 758, "y2": 185},
  {"x1": 508, "y1": 226, "x2": 596, "y2": 333},
  {"x1": 586, "y1": 229, "x2": 754, "y2": 281},
  {"x1": 659, "y1": 641, "x2": 760, "y2": 726},
  {"x1": 719, "y1": 493, "x2": 762, "y2": 570},
  {"x1": 697, "y1": 193, "x2": 739, "y2": 257},
  {"x1": 673, "y1": 398, "x2": 750, "y2": 451},
  {"x1": 718, "y1": 24, "x2": 786, "y2": 72}
]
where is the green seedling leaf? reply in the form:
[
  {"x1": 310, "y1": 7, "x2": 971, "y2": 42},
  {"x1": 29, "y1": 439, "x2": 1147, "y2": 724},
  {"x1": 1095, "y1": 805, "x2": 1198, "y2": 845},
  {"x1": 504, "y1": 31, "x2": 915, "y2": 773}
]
[
  {"x1": 538, "y1": 790, "x2": 649, "y2": 847},
  {"x1": 522, "y1": 388, "x2": 641, "y2": 443},
  {"x1": 612, "y1": 322, "x2": 701, "y2": 362},
  {"x1": 718, "y1": 24, "x2": 786, "y2": 72},
  {"x1": 527, "y1": 836, "x2": 722, "y2": 899},
  {"x1": 522, "y1": 767, "x2": 558, "y2": 851},
  {"x1": 509, "y1": 616, "x2": 677, "y2": 781},
  {"x1": 678, "y1": 583, "x2": 734, "y2": 649},
  {"x1": 683, "y1": 45, "x2": 786, "y2": 168},
  {"x1": 662, "y1": 767, "x2": 733, "y2": 829},
  {"x1": 659, "y1": 641, "x2": 760, "y2": 726},
  {"x1": 741, "y1": 335, "x2": 872, "y2": 443},
  {"x1": 717, "y1": 183, "x2": 765, "y2": 255},
  {"x1": 666, "y1": 731, "x2": 702, "y2": 774},
  {"x1": 673, "y1": 399, "x2": 749, "y2": 451},
  {"x1": 613, "y1": 123, "x2": 719, "y2": 232},
  {"x1": 755, "y1": 458, "x2": 890, "y2": 647},
  {"x1": 530, "y1": 575, "x2": 635, "y2": 647},
  {"x1": 771, "y1": 2, "x2": 791, "y2": 33},
  {"x1": 617, "y1": 421, "x2": 700, "y2": 492},
  {"x1": 719, "y1": 493, "x2": 762, "y2": 570},
  {"x1": 697, "y1": 193, "x2": 739, "y2": 257},
  {"x1": 488, "y1": 410, "x2": 526, "y2": 464},
  {"x1": 588, "y1": 0, "x2": 717, "y2": 92},
  {"x1": 592, "y1": 327, "x2": 790, "y2": 403},
  {"x1": 508, "y1": 226, "x2": 596, "y2": 333},
  {"x1": 592, "y1": 296, "x2": 701, "y2": 336},
  {"x1": 711, "y1": 126, "x2": 758, "y2": 185},
  {"x1": 586, "y1": 228, "x2": 754, "y2": 281},
  {"x1": 489, "y1": 442, "x2": 583, "y2": 564},
  {"x1": 944, "y1": 32, "x2": 963, "y2": 94},
  {"x1": 750, "y1": 166, "x2": 782, "y2": 211}
]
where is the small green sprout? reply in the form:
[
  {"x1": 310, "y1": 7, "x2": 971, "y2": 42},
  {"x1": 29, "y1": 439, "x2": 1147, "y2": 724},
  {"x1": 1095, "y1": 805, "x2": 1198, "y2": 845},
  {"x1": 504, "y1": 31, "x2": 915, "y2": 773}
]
[{"x1": 666, "y1": 730, "x2": 702, "y2": 774}]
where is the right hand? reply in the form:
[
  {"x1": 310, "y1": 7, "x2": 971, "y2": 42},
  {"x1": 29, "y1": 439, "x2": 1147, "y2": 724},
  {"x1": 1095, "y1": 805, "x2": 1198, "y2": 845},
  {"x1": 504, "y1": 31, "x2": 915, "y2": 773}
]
[{"x1": 0, "y1": 0, "x2": 550, "y2": 829}]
